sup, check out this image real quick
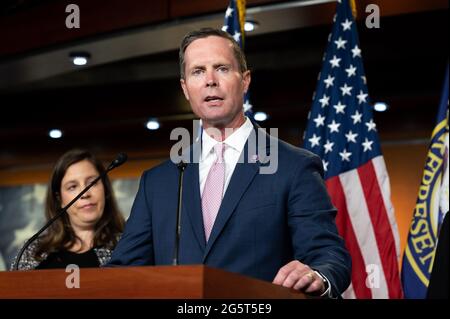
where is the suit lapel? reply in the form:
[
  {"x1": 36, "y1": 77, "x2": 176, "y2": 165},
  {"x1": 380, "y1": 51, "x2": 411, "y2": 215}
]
[{"x1": 182, "y1": 144, "x2": 206, "y2": 251}]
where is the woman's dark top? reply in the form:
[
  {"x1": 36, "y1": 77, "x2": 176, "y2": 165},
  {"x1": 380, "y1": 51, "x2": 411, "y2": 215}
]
[
  {"x1": 12, "y1": 238, "x2": 118, "y2": 270},
  {"x1": 35, "y1": 248, "x2": 100, "y2": 269}
]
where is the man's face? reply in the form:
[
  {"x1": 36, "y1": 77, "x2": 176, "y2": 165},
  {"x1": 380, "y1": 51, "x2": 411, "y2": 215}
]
[{"x1": 180, "y1": 36, "x2": 251, "y2": 129}]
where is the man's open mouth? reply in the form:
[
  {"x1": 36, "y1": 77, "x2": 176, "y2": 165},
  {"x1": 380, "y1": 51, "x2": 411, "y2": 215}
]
[{"x1": 204, "y1": 96, "x2": 224, "y2": 102}]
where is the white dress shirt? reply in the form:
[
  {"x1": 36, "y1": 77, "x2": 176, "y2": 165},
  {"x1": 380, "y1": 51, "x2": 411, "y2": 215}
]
[{"x1": 199, "y1": 117, "x2": 254, "y2": 196}]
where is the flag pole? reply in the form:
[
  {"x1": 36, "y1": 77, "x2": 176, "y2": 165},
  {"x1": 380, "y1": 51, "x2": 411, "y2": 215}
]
[{"x1": 350, "y1": 0, "x2": 357, "y2": 18}]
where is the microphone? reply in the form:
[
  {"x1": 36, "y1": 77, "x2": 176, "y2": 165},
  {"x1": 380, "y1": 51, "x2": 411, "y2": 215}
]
[
  {"x1": 172, "y1": 161, "x2": 187, "y2": 266},
  {"x1": 107, "y1": 152, "x2": 127, "y2": 170},
  {"x1": 13, "y1": 153, "x2": 128, "y2": 270}
]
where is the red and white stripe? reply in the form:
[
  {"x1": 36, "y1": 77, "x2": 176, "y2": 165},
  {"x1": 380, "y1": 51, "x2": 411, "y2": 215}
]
[{"x1": 326, "y1": 155, "x2": 403, "y2": 299}]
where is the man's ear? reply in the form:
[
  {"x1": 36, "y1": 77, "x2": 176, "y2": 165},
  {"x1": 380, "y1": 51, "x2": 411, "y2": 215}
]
[
  {"x1": 242, "y1": 70, "x2": 251, "y2": 94},
  {"x1": 180, "y1": 79, "x2": 190, "y2": 101}
]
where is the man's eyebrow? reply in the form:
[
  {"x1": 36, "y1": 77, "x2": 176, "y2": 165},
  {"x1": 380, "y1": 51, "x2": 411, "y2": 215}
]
[
  {"x1": 189, "y1": 64, "x2": 206, "y2": 70},
  {"x1": 189, "y1": 63, "x2": 232, "y2": 68},
  {"x1": 213, "y1": 63, "x2": 232, "y2": 68}
]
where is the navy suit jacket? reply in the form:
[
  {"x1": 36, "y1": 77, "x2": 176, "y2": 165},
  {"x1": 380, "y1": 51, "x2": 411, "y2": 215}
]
[{"x1": 108, "y1": 127, "x2": 351, "y2": 295}]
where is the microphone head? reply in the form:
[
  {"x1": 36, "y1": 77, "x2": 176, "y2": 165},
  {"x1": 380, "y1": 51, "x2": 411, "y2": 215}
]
[
  {"x1": 177, "y1": 161, "x2": 187, "y2": 170},
  {"x1": 108, "y1": 153, "x2": 128, "y2": 170}
]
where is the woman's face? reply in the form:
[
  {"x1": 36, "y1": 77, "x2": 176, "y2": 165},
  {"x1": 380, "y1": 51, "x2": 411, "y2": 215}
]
[{"x1": 59, "y1": 159, "x2": 105, "y2": 230}]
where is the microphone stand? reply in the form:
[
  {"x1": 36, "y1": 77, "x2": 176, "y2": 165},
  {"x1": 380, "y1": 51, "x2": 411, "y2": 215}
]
[
  {"x1": 173, "y1": 161, "x2": 187, "y2": 266},
  {"x1": 13, "y1": 153, "x2": 127, "y2": 270}
]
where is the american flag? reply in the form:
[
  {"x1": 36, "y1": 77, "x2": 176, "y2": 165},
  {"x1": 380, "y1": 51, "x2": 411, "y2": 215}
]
[
  {"x1": 303, "y1": 0, "x2": 403, "y2": 298},
  {"x1": 222, "y1": 0, "x2": 253, "y2": 116}
]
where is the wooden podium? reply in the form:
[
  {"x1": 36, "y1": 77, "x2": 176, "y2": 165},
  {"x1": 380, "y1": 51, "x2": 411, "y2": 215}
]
[{"x1": 0, "y1": 265, "x2": 308, "y2": 299}]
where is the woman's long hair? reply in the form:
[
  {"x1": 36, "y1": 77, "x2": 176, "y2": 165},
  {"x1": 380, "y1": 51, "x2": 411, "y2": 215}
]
[{"x1": 34, "y1": 149, "x2": 125, "y2": 259}]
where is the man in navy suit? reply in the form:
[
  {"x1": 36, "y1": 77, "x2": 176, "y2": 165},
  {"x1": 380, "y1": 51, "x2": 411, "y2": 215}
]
[{"x1": 108, "y1": 28, "x2": 351, "y2": 297}]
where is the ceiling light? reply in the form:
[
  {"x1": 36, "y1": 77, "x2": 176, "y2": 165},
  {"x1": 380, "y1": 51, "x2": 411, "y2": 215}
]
[
  {"x1": 146, "y1": 119, "x2": 160, "y2": 130},
  {"x1": 244, "y1": 20, "x2": 259, "y2": 32},
  {"x1": 49, "y1": 129, "x2": 62, "y2": 139},
  {"x1": 69, "y1": 52, "x2": 91, "y2": 66},
  {"x1": 254, "y1": 111, "x2": 268, "y2": 122},
  {"x1": 374, "y1": 102, "x2": 388, "y2": 112}
]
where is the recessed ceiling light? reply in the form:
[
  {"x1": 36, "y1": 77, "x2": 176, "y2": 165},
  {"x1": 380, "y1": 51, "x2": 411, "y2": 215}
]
[
  {"x1": 49, "y1": 129, "x2": 62, "y2": 139},
  {"x1": 244, "y1": 20, "x2": 259, "y2": 32},
  {"x1": 146, "y1": 119, "x2": 160, "y2": 130},
  {"x1": 374, "y1": 102, "x2": 388, "y2": 112},
  {"x1": 254, "y1": 111, "x2": 268, "y2": 122},
  {"x1": 69, "y1": 52, "x2": 91, "y2": 66}
]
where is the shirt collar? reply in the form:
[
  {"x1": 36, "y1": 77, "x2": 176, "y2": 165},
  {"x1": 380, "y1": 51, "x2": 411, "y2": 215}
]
[{"x1": 201, "y1": 117, "x2": 254, "y2": 160}]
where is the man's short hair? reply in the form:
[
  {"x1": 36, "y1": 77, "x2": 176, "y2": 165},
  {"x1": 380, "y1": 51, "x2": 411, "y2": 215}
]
[{"x1": 179, "y1": 28, "x2": 248, "y2": 79}]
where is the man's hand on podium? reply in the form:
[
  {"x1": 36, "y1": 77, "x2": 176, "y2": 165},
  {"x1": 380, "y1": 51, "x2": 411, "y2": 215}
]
[{"x1": 272, "y1": 260, "x2": 330, "y2": 297}]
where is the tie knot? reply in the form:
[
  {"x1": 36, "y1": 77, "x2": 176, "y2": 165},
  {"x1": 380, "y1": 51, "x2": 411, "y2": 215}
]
[{"x1": 214, "y1": 143, "x2": 225, "y2": 162}]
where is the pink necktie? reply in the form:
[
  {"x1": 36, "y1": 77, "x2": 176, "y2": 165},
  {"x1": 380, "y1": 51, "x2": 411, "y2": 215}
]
[{"x1": 202, "y1": 143, "x2": 225, "y2": 242}]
